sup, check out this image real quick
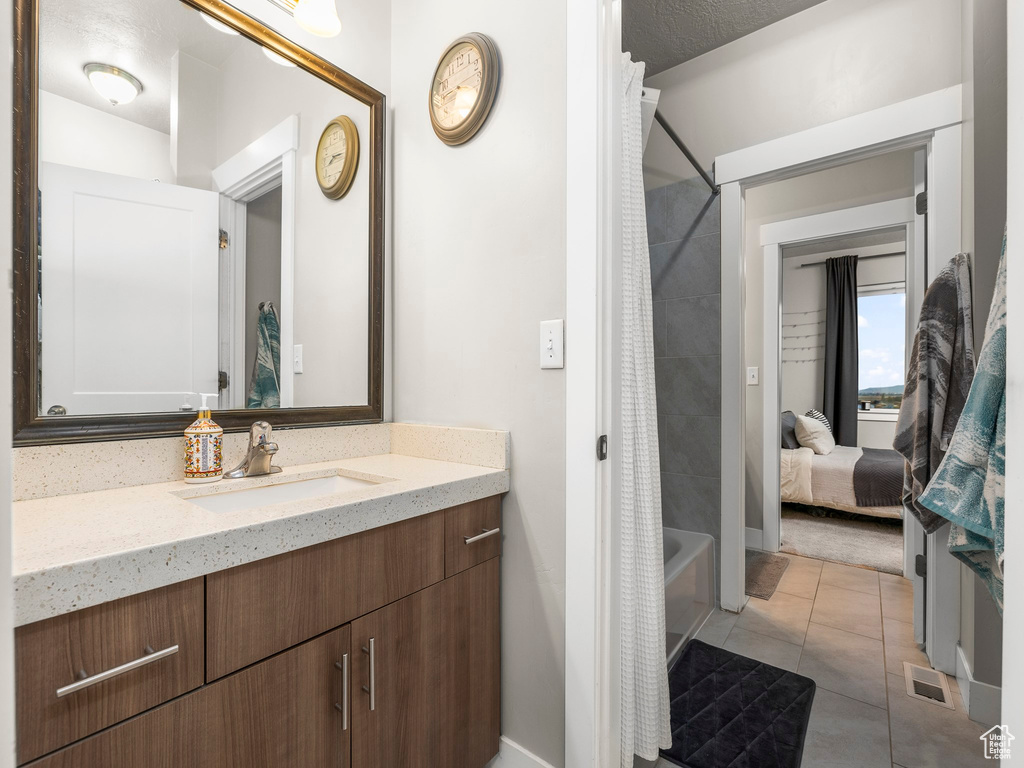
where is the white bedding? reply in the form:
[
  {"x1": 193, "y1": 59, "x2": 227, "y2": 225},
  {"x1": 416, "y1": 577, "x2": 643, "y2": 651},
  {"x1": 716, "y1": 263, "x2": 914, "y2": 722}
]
[{"x1": 780, "y1": 445, "x2": 903, "y2": 520}]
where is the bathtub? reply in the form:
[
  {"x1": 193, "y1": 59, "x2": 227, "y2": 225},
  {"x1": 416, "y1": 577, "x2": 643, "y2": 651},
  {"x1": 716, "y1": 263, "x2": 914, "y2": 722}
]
[{"x1": 663, "y1": 527, "x2": 715, "y2": 663}]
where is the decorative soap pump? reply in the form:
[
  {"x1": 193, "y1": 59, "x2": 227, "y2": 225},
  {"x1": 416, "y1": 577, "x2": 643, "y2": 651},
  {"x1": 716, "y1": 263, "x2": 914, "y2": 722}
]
[{"x1": 184, "y1": 393, "x2": 223, "y2": 484}]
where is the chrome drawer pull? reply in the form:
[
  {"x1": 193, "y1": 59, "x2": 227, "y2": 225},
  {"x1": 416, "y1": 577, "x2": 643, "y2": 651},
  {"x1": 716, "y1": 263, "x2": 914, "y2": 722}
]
[
  {"x1": 334, "y1": 654, "x2": 349, "y2": 730},
  {"x1": 56, "y1": 644, "x2": 179, "y2": 698},
  {"x1": 362, "y1": 638, "x2": 375, "y2": 711},
  {"x1": 464, "y1": 527, "x2": 500, "y2": 545}
]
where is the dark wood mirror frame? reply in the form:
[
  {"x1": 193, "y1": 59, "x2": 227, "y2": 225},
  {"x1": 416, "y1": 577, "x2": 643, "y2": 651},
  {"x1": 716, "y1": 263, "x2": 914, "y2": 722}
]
[{"x1": 12, "y1": 0, "x2": 385, "y2": 446}]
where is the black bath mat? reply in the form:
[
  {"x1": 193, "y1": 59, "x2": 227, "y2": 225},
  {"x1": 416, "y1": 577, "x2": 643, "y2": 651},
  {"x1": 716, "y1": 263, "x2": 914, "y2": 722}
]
[{"x1": 661, "y1": 640, "x2": 816, "y2": 768}]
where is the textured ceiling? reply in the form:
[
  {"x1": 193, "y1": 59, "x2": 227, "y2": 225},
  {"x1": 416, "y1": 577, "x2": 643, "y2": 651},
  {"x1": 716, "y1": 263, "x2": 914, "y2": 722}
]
[
  {"x1": 40, "y1": 0, "x2": 246, "y2": 133},
  {"x1": 623, "y1": 0, "x2": 829, "y2": 76}
]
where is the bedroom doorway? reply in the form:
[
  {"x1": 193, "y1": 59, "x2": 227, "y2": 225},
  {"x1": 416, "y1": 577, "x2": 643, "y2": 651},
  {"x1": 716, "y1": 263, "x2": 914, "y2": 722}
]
[
  {"x1": 760, "y1": 191, "x2": 925, "y2": 579},
  {"x1": 777, "y1": 225, "x2": 910, "y2": 575}
]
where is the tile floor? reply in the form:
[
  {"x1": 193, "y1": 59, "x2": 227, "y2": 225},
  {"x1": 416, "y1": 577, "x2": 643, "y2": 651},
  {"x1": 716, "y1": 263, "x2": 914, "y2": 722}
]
[{"x1": 639, "y1": 553, "x2": 993, "y2": 768}]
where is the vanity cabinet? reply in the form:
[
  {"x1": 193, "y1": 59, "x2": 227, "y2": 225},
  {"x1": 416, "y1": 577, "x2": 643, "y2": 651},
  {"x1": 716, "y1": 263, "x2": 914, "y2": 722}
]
[
  {"x1": 15, "y1": 578, "x2": 205, "y2": 764},
  {"x1": 17, "y1": 497, "x2": 502, "y2": 768}
]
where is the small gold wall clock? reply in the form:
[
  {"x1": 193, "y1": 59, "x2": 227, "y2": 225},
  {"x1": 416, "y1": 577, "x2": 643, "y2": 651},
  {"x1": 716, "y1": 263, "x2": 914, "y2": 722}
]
[
  {"x1": 429, "y1": 33, "x2": 501, "y2": 146},
  {"x1": 315, "y1": 115, "x2": 359, "y2": 199}
]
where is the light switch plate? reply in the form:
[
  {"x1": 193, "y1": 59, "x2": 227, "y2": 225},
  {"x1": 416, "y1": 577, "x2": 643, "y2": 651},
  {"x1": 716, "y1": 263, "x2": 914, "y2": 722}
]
[
  {"x1": 293, "y1": 344, "x2": 304, "y2": 374},
  {"x1": 746, "y1": 366, "x2": 759, "y2": 385},
  {"x1": 540, "y1": 320, "x2": 564, "y2": 369}
]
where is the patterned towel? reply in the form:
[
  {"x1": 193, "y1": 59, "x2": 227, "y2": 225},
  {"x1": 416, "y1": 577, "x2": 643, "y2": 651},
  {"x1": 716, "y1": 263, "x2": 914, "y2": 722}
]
[
  {"x1": 246, "y1": 302, "x2": 281, "y2": 409},
  {"x1": 893, "y1": 254, "x2": 975, "y2": 532},
  {"x1": 919, "y1": 231, "x2": 1006, "y2": 612}
]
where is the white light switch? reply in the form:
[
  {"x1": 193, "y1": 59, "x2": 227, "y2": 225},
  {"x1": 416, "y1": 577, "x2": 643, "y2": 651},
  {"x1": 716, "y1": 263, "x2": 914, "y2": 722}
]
[
  {"x1": 293, "y1": 344, "x2": 304, "y2": 374},
  {"x1": 747, "y1": 366, "x2": 759, "y2": 385},
  {"x1": 540, "y1": 320, "x2": 564, "y2": 369}
]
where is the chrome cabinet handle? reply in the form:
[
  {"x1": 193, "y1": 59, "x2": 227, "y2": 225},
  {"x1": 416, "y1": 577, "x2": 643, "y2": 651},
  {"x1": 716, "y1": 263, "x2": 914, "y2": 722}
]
[
  {"x1": 464, "y1": 527, "x2": 500, "y2": 545},
  {"x1": 361, "y1": 638, "x2": 375, "y2": 711},
  {"x1": 334, "y1": 654, "x2": 349, "y2": 730},
  {"x1": 56, "y1": 644, "x2": 178, "y2": 698}
]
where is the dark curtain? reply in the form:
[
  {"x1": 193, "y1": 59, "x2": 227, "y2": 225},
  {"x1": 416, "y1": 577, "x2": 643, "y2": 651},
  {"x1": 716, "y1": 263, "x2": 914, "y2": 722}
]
[{"x1": 823, "y1": 255, "x2": 859, "y2": 445}]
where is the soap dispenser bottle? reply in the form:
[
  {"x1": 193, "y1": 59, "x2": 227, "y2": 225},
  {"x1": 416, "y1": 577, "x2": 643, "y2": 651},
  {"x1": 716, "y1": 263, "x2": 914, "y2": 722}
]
[{"x1": 184, "y1": 393, "x2": 223, "y2": 484}]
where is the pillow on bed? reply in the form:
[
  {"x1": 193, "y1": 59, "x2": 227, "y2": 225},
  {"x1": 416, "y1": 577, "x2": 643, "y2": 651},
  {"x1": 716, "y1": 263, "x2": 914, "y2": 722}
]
[
  {"x1": 795, "y1": 414, "x2": 836, "y2": 455},
  {"x1": 781, "y1": 411, "x2": 800, "y2": 449}
]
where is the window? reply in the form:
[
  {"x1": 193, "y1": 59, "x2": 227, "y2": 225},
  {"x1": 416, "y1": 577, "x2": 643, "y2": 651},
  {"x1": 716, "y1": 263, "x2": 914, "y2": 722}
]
[{"x1": 857, "y1": 291, "x2": 905, "y2": 411}]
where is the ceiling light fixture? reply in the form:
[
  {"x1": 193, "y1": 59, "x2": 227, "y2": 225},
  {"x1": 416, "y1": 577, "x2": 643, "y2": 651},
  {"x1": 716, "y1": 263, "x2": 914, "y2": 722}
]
[
  {"x1": 83, "y1": 63, "x2": 142, "y2": 106},
  {"x1": 199, "y1": 11, "x2": 240, "y2": 35},
  {"x1": 294, "y1": 0, "x2": 341, "y2": 37},
  {"x1": 266, "y1": 0, "x2": 341, "y2": 38},
  {"x1": 262, "y1": 47, "x2": 297, "y2": 67}
]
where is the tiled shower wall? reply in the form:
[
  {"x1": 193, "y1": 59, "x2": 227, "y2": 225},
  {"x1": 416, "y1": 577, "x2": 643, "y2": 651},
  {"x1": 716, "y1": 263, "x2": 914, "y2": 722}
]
[{"x1": 646, "y1": 177, "x2": 722, "y2": 593}]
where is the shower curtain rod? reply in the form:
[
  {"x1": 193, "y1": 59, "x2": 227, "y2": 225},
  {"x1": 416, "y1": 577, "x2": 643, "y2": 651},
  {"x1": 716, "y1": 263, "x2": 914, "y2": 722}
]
[
  {"x1": 653, "y1": 110, "x2": 719, "y2": 196},
  {"x1": 797, "y1": 250, "x2": 906, "y2": 267}
]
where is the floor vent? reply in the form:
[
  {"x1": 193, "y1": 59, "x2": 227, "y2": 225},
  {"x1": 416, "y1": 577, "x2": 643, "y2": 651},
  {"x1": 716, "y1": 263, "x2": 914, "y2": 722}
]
[{"x1": 903, "y1": 662, "x2": 955, "y2": 709}]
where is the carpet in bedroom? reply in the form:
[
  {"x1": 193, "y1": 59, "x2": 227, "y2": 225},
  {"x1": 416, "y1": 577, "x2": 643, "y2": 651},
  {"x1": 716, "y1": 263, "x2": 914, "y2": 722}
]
[{"x1": 780, "y1": 503, "x2": 903, "y2": 575}]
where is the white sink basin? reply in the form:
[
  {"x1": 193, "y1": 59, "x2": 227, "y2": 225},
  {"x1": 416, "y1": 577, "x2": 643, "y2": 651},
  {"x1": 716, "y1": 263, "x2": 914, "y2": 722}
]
[{"x1": 185, "y1": 474, "x2": 379, "y2": 513}]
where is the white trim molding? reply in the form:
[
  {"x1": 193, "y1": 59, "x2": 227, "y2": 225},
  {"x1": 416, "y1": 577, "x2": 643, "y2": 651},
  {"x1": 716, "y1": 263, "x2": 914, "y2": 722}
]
[
  {"x1": 211, "y1": 115, "x2": 299, "y2": 408},
  {"x1": 956, "y1": 643, "x2": 1002, "y2": 727},
  {"x1": 716, "y1": 86, "x2": 962, "y2": 185},
  {"x1": 486, "y1": 737, "x2": 559, "y2": 768}
]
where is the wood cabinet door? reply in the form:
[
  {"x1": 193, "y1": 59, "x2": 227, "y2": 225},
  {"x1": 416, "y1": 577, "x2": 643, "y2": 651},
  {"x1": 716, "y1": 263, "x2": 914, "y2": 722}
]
[
  {"x1": 27, "y1": 626, "x2": 351, "y2": 768},
  {"x1": 351, "y1": 558, "x2": 499, "y2": 768}
]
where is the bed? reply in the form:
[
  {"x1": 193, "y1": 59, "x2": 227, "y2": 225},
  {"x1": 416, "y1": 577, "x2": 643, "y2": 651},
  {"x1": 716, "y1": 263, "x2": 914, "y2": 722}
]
[{"x1": 781, "y1": 444, "x2": 904, "y2": 520}]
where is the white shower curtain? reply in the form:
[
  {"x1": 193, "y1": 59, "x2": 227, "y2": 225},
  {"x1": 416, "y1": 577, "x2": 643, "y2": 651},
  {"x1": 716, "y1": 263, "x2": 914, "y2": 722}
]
[{"x1": 619, "y1": 53, "x2": 671, "y2": 766}]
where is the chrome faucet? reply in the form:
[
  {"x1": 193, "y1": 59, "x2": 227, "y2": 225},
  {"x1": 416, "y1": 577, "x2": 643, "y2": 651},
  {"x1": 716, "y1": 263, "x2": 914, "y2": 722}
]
[{"x1": 225, "y1": 421, "x2": 282, "y2": 479}]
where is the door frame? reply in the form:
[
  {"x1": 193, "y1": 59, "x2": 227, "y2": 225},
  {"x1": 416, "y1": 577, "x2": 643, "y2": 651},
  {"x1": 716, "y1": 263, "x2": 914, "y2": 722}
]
[
  {"x1": 758, "y1": 196, "x2": 920, "y2": 564},
  {"x1": 715, "y1": 86, "x2": 964, "y2": 675},
  {"x1": 212, "y1": 115, "x2": 298, "y2": 409}
]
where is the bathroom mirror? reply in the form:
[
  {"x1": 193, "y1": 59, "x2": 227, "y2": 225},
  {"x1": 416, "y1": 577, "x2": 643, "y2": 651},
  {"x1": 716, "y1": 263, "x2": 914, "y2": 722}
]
[{"x1": 13, "y1": 0, "x2": 385, "y2": 444}]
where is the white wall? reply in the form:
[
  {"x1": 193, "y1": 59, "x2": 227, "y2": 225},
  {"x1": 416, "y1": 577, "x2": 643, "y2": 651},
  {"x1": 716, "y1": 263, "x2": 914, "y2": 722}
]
[
  {"x1": 643, "y1": 0, "x2": 962, "y2": 189},
  {"x1": 39, "y1": 90, "x2": 173, "y2": 182},
  {"x1": 1, "y1": 1, "x2": 14, "y2": 762},
  {"x1": 390, "y1": 1, "x2": 567, "y2": 765}
]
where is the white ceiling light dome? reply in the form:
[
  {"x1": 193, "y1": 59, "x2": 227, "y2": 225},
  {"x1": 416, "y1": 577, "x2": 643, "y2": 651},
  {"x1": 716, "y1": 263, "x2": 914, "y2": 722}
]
[
  {"x1": 262, "y1": 47, "x2": 297, "y2": 67},
  {"x1": 199, "y1": 11, "x2": 240, "y2": 35},
  {"x1": 84, "y1": 63, "x2": 143, "y2": 106},
  {"x1": 293, "y1": 0, "x2": 341, "y2": 37}
]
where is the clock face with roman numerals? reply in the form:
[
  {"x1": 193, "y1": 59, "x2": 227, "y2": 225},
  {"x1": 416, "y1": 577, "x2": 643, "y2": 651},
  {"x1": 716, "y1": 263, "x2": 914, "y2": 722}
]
[
  {"x1": 429, "y1": 34, "x2": 500, "y2": 146},
  {"x1": 315, "y1": 116, "x2": 359, "y2": 199}
]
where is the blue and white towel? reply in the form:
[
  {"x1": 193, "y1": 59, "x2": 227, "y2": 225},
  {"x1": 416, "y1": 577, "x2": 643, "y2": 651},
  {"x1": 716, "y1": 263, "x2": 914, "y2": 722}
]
[
  {"x1": 246, "y1": 301, "x2": 281, "y2": 409},
  {"x1": 919, "y1": 231, "x2": 1006, "y2": 612}
]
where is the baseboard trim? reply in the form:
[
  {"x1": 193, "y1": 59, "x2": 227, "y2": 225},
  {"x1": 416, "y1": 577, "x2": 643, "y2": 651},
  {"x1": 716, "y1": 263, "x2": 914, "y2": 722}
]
[
  {"x1": 745, "y1": 527, "x2": 763, "y2": 551},
  {"x1": 955, "y1": 642, "x2": 1002, "y2": 726},
  {"x1": 485, "y1": 736, "x2": 558, "y2": 768}
]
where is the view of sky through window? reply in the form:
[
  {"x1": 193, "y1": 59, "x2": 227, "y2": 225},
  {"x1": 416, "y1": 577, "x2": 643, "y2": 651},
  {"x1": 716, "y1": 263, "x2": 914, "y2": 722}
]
[{"x1": 858, "y1": 292, "x2": 906, "y2": 409}]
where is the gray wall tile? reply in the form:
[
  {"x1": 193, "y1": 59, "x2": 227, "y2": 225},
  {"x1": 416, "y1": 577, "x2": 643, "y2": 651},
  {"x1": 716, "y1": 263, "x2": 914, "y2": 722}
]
[
  {"x1": 653, "y1": 300, "x2": 666, "y2": 358},
  {"x1": 650, "y1": 233, "x2": 721, "y2": 301},
  {"x1": 665, "y1": 295, "x2": 721, "y2": 357},
  {"x1": 655, "y1": 356, "x2": 721, "y2": 416},
  {"x1": 645, "y1": 186, "x2": 667, "y2": 245},
  {"x1": 663, "y1": 181, "x2": 720, "y2": 241},
  {"x1": 659, "y1": 415, "x2": 721, "y2": 477},
  {"x1": 661, "y1": 472, "x2": 721, "y2": 534}
]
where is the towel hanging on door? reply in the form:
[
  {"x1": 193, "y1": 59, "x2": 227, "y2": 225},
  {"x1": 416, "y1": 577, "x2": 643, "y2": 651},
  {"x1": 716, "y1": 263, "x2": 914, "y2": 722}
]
[
  {"x1": 919, "y1": 231, "x2": 1007, "y2": 612},
  {"x1": 246, "y1": 301, "x2": 281, "y2": 409}
]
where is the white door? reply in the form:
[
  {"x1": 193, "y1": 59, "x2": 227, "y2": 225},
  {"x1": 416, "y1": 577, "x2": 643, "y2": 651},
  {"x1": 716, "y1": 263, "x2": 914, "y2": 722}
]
[{"x1": 40, "y1": 162, "x2": 219, "y2": 415}]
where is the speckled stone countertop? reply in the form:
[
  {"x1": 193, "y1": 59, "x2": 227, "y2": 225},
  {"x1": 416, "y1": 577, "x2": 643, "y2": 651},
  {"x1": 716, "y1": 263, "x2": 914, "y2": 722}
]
[{"x1": 14, "y1": 447, "x2": 509, "y2": 627}]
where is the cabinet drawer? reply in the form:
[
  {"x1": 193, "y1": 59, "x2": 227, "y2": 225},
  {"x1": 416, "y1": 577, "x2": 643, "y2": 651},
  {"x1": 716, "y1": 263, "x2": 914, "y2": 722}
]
[
  {"x1": 25, "y1": 626, "x2": 351, "y2": 768},
  {"x1": 206, "y1": 512, "x2": 445, "y2": 680},
  {"x1": 445, "y1": 496, "x2": 502, "y2": 577},
  {"x1": 15, "y1": 578, "x2": 205, "y2": 764}
]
